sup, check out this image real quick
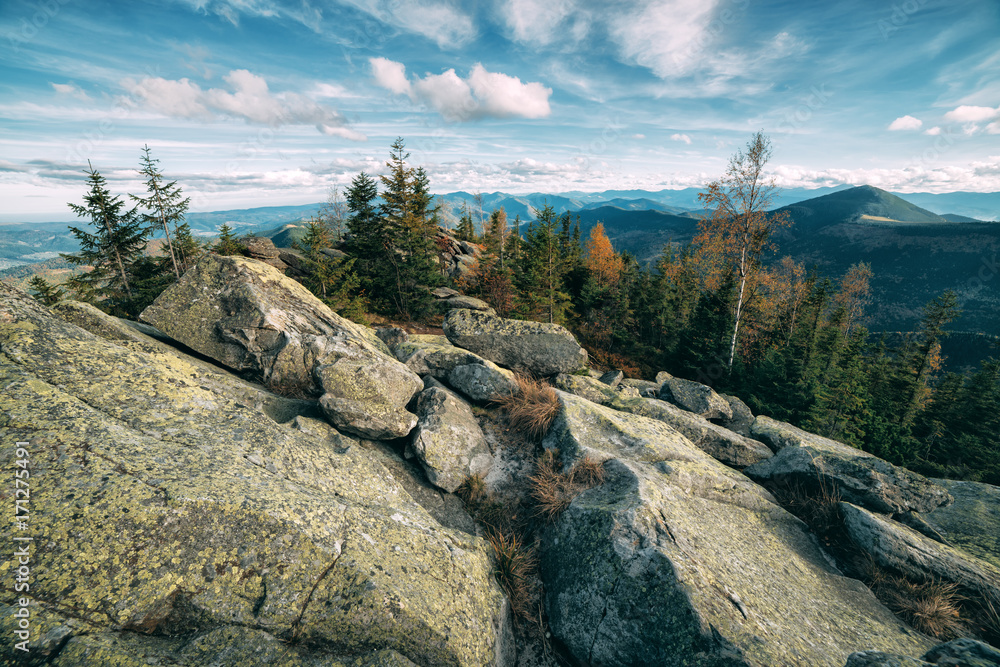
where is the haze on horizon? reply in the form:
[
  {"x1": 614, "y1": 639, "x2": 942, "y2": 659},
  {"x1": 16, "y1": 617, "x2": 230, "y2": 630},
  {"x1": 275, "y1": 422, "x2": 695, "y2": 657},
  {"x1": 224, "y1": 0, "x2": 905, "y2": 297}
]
[{"x1": 1, "y1": 0, "x2": 999, "y2": 221}]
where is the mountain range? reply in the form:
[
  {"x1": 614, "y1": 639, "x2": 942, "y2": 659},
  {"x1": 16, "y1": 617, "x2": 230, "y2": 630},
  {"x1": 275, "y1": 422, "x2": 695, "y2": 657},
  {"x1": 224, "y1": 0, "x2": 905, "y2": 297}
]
[{"x1": 2, "y1": 185, "x2": 998, "y2": 351}]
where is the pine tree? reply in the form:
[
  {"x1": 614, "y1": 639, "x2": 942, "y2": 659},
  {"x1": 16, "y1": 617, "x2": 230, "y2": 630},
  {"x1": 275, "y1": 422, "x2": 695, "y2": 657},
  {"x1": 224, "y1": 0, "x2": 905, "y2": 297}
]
[
  {"x1": 63, "y1": 161, "x2": 149, "y2": 316},
  {"x1": 171, "y1": 221, "x2": 203, "y2": 272},
  {"x1": 895, "y1": 291, "x2": 961, "y2": 428},
  {"x1": 517, "y1": 204, "x2": 571, "y2": 324},
  {"x1": 214, "y1": 223, "x2": 243, "y2": 256},
  {"x1": 131, "y1": 145, "x2": 190, "y2": 279},
  {"x1": 456, "y1": 202, "x2": 476, "y2": 242},
  {"x1": 377, "y1": 137, "x2": 439, "y2": 319},
  {"x1": 296, "y1": 216, "x2": 368, "y2": 321},
  {"x1": 28, "y1": 275, "x2": 65, "y2": 306}
]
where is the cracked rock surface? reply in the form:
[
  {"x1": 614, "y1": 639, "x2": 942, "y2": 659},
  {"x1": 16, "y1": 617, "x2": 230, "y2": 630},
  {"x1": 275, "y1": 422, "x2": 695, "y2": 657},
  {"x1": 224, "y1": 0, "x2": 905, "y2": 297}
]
[
  {"x1": 538, "y1": 391, "x2": 936, "y2": 667},
  {"x1": 0, "y1": 283, "x2": 512, "y2": 667}
]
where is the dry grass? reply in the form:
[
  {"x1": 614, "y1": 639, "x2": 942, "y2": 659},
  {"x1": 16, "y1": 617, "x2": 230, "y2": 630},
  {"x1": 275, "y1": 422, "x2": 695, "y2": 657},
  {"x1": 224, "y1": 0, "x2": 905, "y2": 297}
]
[
  {"x1": 529, "y1": 449, "x2": 606, "y2": 521},
  {"x1": 493, "y1": 375, "x2": 559, "y2": 441},
  {"x1": 765, "y1": 472, "x2": 842, "y2": 547},
  {"x1": 883, "y1": 578, "x2": 966, "y2": 639},
  {"x1": 456, "y1": 473, "x2": 487, "y2": 505},
  {"x1": 486, "y1": 527, "x2": 539, "y2": 621}
]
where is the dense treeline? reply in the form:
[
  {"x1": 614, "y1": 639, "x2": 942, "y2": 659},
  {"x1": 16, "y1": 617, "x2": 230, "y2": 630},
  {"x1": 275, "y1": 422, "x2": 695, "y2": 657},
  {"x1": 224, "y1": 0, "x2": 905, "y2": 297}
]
[{"x1": 40, "y1": 137, "x2": 1000, "y2": 485}]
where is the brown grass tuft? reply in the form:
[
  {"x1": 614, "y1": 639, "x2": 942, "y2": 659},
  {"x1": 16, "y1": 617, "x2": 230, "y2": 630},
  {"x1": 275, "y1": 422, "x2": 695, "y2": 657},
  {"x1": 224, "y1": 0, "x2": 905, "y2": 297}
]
[
  {"x1": 529, "y1": 450, "x2": 606, "y2": 521},
  {"x1": 882, "y1": 578, "x2": 966, "y2": 639},
  {"x1": 493, "y1": 375, "x2": 559, "y2": 441},
  {"x1": 456, "y1": 473, "x2": 487, "y2": 505},
  {"x1": 486, "y1": 527, "x2": 539, "y2": 621}
]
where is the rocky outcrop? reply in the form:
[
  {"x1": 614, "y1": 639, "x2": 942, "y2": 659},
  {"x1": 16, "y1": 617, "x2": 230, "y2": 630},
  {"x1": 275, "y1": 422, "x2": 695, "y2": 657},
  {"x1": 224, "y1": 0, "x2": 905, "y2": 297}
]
[
  {"x1": 841, "y1": 503, "x2": 1000, "y2": 603},
  {"x1": 659, "y1": 375, "x2": 733, "y2": 421},
  {"x1": 410, "y1": 385, "x2": 493, "y2": 493},
  {"x1": 598, "y1": 369, "x2": 624, "y2": 386},
  {"x1": 538, "y1": 391, "x2": 936, "y2": 666},
  {"x1": 745, "y1": 416, "x2": 951, "y2": 514},
  {"x1": 720, "y1": 394, "x2": 755, "y2": 437},
  {"x1": 240, "y1": 236, "x2": 289, "y2": 271},
  {"x1": 0, "y1": 282, "x2": 512, "y2": 667},
  {"x1": 845, "y1": 638, "x2": 1000, "y2": 667},
  {"x1": 552, "y1": 374, "x2": 772, "y2": 468},
  {"x1": 443, "y1": 308, "x2": 587, "y2": 376},
  {"x1": 621, "y1": 378, "x2": 661, "y2": 397},
  {"x1": 922, "y1": 479, "x2": 1000, "y2": 571},
  {"x1": 394, "y1": 334, "x2": 518, "y2": 402},
  {"x1": 435, "y1": 229, "x2": 483, "y2": 279},
  {"x1": 140, "y1": 254, "x2": 423, "y2": 439}
]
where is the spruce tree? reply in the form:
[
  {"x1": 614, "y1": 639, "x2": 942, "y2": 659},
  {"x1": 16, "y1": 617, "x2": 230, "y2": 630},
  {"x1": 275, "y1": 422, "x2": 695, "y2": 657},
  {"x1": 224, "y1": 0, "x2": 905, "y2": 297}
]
[
  {"x1": 64, "y1": 161, "x2": 149, "y2": 316},
  {"x1": 214, "y1": 223, "x2": 243, "y2": 256},
  {"x1": 28, "y1": 275, "x2": 65, "y2": 306},
  {"x1": 131, "y1": 145, "x2": 190, "y2": 278}
]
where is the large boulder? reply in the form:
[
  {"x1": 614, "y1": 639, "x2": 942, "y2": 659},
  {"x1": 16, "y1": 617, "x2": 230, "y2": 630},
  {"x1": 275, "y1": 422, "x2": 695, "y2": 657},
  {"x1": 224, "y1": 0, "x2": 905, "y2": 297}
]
[
  {"x1": 840, "y1": 502, "x2": 1000, "y2": 604},
  {"x1": 745, "y1": 416, "x2": 951, "y2": 515},
  {"x1": 845, "y1": 639, "x2": 1000, "y2": 667},
  {"x1": 51, "y1": 299, "x2": 321, "y2": 424},
  {"x1": 538, "y1": 392, "x2": 935, "y2": 666},
  {"x1": 443, "y1": 308, "x2": 587, "y2": 376},
  {"x1": 411, "y1": 385, "x2": 494, "y2": 493},
  {"x1": 394, "y1": 335, "x2": 518, "y2": 402},
  {"x1": 922, "y1": 479, "x2": 1000, "y2": 571},
  {"x1": 659, "y1": 376, "x2": 733, "y2": 421},
  {"x1": 552, "y1": 374, "x2": 772, "y2": 468},
  {"x1": 140, "y1": 254, "x2": 422, "y2": 439},
  {"x1": 0, "y1": 283, "x2": 512, "y2": 667}
]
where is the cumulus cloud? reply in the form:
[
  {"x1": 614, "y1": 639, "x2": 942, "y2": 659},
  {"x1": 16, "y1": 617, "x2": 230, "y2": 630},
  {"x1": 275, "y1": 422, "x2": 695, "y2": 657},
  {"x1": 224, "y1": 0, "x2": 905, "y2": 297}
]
[
  {"x1": 122, "y1": 69, "x2": 365, "y2": 140},
  {"x1": 943, "y1": 105, "x2": 1000, "y2": 123},
  {"x1": 888, "y1": 115, "x2": 922, "y2": 131},
  {"x1": 370, "y1": 58, "x2": 552, "y2": 121},
  {"x1": 671, "y1": 133, "x2": 692, "y2": 144},
  {"x1": 987, "y1": 122, "x2": 1000, "y2": 135},
  {"x1": 771, "y1": 158, "x2": 1000, "y2": 195},
  {"x1": 924, "y1": 126, "x2": 942, "y2": 136}
]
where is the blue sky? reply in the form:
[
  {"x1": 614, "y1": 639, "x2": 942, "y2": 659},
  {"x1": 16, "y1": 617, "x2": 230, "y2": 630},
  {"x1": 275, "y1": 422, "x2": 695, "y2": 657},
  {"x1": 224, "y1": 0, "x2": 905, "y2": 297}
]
[{"x1": 1, "y1": 0, "x2": 998, "y2": 220}]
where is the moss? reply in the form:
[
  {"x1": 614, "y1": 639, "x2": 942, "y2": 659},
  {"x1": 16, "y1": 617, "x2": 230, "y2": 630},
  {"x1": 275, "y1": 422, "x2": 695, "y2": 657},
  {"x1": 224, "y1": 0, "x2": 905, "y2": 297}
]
[{"x1": 0, "y1": 282, "x2": 508, "y2": 666}]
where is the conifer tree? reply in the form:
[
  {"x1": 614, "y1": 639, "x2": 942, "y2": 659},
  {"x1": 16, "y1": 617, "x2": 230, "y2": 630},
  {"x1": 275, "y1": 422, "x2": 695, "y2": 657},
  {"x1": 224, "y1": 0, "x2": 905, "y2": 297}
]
[
  {"x1": 131, "y1": 145, "x2": 190, "y2": 278},
  {"x1": 28, "y1": 275, "x2": 65, "y2": 306},
  {"x1": 214, "y1": 223, "x2": 243, "y2": 256},
  {"x1": 63, "y1": 161, "x2": 149, "y2": 315},
  {"x1": 517, "y1": 204, "x2": 571, "y2": 324},
  {"x1": 456, "y1": 202, "x2": 476, "y2": 242}
]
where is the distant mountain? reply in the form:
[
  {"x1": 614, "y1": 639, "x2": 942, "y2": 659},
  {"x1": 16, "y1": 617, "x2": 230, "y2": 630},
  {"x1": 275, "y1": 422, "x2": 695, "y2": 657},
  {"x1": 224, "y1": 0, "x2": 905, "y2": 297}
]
[
  {"x1": 185, "y1": 203, "x2": 324, "y2": 235},
  {"x1": 891, "y1": 191, "x2": 1000, "y2": 222},
  {"x1": 940, "y1": 213, "x2": 984, "y2": 223},
  {"x1": 775, "y1": 185, "x2": 948, "y2": 228},
  {"x1": 579, "y1": 198, "x2": 692, "y2": 215}
]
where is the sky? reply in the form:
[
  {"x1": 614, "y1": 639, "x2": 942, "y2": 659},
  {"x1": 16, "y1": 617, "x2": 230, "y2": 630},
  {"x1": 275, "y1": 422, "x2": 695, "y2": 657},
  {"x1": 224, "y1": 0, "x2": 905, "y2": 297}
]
[{"x1": 1, "y1": 0, "x2": 999, "y2": 220}]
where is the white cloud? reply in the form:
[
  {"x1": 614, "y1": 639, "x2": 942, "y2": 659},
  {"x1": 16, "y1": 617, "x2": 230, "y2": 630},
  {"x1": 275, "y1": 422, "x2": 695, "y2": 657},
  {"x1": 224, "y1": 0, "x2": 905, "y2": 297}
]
[
  {"x1": 670, "y1": 133, "x2": 692, "y2": 144},
  {"x1": 499, "y1": 0, "x2": 580, "y2": 45},
  {"x1": 609, "y1": 0, "x2": 721, "y2": 78},
  {"x1": 888, "y1": 115, "x2": 922, "y2": 131},
  {"x1": 122, "y1": 70, "x2": 365, "y2": 140},
  {"x1": 338, "y1": 0, "x2": 476, "y2": 48},
  {"x1": 371, "y1": 57, "x2": 411, "y2": 96},
  {"x1": 369, "y1": 59, "x2": 552, "y2": 121},
  {"x1": 924, "y1": 126, "x2": 942, "y2": 136},
  {"x1": 51, "y1": 82, "x2": 90, "y2": 101},
  {"x1": 178, "y1": 0, "x2": 323, "y2": 32},
  {"x1": 771, "y1": 158, "x2": 1000, "y2": 195},
  {"x1": 987, "y1": 122, "x2": 1000, "y2": 135},
  {"x1": 943, "y1": 105, "x2": 1000, "y2": 123}
]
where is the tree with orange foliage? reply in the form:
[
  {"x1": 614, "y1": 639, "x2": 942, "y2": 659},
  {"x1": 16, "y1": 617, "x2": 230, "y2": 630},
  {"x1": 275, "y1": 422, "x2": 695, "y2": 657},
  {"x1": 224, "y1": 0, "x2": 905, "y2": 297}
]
[
  {"x1": 833, "y1": 262, "x2": 872, "y2": 336},
  {"x1": 696, "y1": 132, "x2": 792, "y2": 370},
  {"x1": 584, "y1": 223, "x2": 623, "y2": 290}
]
